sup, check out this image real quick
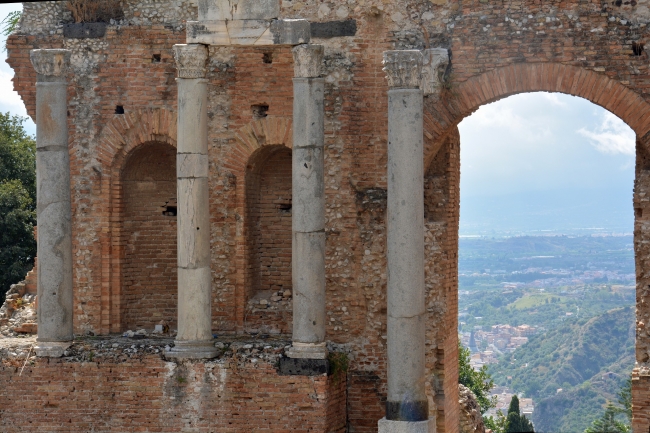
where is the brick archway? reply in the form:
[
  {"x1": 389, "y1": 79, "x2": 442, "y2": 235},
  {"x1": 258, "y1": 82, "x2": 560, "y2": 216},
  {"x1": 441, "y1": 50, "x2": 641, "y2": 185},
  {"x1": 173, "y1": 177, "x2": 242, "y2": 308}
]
[
  {"x1": 94, "y1": 108, "x2": 177, "y2": 334},
  {"x1": 223, "y1": 116, "x2": 293, "y2": 331},
  {"x1": 423, "y1": 63, "x2": 650, "y2": 166}
]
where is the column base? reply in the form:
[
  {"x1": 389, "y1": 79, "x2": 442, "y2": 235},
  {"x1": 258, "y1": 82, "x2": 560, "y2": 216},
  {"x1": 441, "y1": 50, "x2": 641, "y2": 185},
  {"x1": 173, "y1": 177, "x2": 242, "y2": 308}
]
[
  {"x1": 378, "y1": 418, "x2": 436, "y2": 433},
  {"x1": 286, "y1": 341, "x2": 328, "y2": 359},
  {"x1": 164, "y1": 339, "x2": 218, "y2": 360},
  {"x1": 35, "y1": 341, "x2": 71, "y2": 358}
]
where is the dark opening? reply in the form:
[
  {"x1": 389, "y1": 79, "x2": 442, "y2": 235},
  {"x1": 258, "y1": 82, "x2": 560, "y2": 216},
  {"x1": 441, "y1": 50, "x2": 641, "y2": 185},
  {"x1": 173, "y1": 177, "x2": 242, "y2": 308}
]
[
  {"x1": 633, "y1": 42, "x2": 644, "y2": 56},
  {"x1": 162, "y1": 205, "x2": 177, "y2": 216},
  {"x1": 278, "y1": 203, "x2": 292, "y2": 213},
  {"x1": 252, "y1": 104, "x2": 269, "y2": 120},
  {"x1": 152, "y1": 54, "x2": 162, "y2": 63},
  {"x1": 263, "y1": 52, "x2": 273, "y2": 64},
  {"x1": 115, "y1": 105, "x2": 125, "y2": 114},
  {"x1": 615, "y1": 0, "x2": 623, "y2": 6}
]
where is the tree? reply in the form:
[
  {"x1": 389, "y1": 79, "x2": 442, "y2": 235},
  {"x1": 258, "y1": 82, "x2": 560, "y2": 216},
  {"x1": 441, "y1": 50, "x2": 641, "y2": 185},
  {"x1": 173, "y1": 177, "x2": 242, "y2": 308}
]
[
  {"x1": 618, "y1": 375, "x2": 632, "y2": 424},
  {"x1": 505, "y1": 395, "x2": 534, "y2": 433},
  {"x1": 584, "y1": 404, "x2": 630, "y2": 433},
  {"x1": 0, "y1": 114, "x2": 36, "y2": 303},
  {"x1": 459, "y1": 342, "x2": 497, "y2": 414}
]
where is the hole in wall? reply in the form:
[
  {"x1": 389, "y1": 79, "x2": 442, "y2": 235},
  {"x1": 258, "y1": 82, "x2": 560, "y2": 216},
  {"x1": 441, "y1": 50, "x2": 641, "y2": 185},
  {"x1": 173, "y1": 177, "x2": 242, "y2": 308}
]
[
  {"x1": 152, "y1": 54, "x2": 161, "y2": 63},
  {"x1": 633, "y1": 42, "x2": 645, "y2": 56},
  {"x1": 115, "y1": 105, "x2": 125, "y2": 114},
  {"x1": 278, "y1": 203, "x2": 292, "y2": 213},
  {"x1": 252, "y1": 104, "x2": 269, "y2": 120},
  {"x1": 636, "y1": 208, "x2": 643, "y2": 218},
  {"x1": 162, "y1": 205, "x2": 177, "y2": 216},
  {"x1": 262, "y1": 52, "x2": 273, "y2": 64},
  {"x1": 614, "y1": 0, "x2": 623, "y2": 6}
]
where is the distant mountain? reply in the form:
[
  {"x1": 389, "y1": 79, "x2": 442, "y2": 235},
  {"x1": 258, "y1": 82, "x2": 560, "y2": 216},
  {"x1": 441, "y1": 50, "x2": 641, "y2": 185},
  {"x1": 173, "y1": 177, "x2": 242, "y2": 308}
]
[{"x1": 488, "y1": 307, "x2": 634, "y2": 432}]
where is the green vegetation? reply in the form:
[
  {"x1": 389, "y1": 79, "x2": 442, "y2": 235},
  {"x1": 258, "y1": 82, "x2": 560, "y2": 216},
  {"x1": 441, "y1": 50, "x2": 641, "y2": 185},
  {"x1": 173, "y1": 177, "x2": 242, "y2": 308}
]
[
  {"x1": 505, "y1": 395, "x2": 534, "y2": 432},
  {"x1": 1, "y1": 10, "x2": 20, "y2": 39},
  {"x1": 584, "y1": 404, "x2": 629, "y2": 433},
  {"x1": 458, "y1": 342, "x2": 496, "y2": 414},
  {"x1": 0, "y1": 114, "x2": 36, "y2": 303},
  {"x1": 487, "y1": 307, "x2": 634, "y2": 432}
]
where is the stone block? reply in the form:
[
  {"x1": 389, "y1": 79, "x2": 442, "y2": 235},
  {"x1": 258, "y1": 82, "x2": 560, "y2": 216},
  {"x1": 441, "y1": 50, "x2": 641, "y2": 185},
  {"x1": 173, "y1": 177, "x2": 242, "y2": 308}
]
[
  {"x1": 187, "y1": 19, "x2": 310, "y2": 46},
  {"x1": 378, "y1": 418, "x2": 436, "y2": 433},
  {"x1": 278, "y1": 356, "x2": 329, "y2": 376},
  {"x1": 310, "y1": 20, "x2": 357, "y2": 38},
  {"x1": 63, "y1": 23, "x2": 106, "y2": 39},
  {"x1": 198, "y1": 0, "x2": 279, "y2": 21},
  {"x1": 270, "y1": 19, "x2": 310, "y2": 45}
]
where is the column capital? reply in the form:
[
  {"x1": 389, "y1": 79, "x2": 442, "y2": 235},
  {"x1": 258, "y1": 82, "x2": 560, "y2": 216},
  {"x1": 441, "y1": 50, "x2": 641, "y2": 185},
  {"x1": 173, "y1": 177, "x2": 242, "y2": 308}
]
[
  {"x1": 383, "y1": 50, "x2": 423, "y2": 89},
  {"x1": 173, "y1": 44, "x2": 209, "y2": 79},
  {"x1": 30, "y1": 49, "x2": 71, "y2": 79},
  {"x1": 292, "y1": 44, "x2": 324, "y2": 78}
]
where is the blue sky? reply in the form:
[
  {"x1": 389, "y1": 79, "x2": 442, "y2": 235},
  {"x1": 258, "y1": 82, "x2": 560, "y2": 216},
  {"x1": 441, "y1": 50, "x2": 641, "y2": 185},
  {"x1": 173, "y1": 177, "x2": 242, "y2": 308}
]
[
  {"x1": 459, "y1": 93, "x2": 635, "y2": 236},
  {"x1": 0, "y1": 3, "x2": 34, "y2": 136},
  {"x1": 0, "y1": 4, "x2": 634, "y2": 236}
]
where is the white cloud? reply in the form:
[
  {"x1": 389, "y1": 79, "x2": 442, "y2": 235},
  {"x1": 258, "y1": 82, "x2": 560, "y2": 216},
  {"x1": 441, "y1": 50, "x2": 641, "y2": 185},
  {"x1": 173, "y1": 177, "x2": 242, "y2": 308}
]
[
  {"x1": 541, "y1": 92, "x2": 568, "y2": 107},
  {"x1": 577, "y1": 111, "x2": 635, "y2": 156},
  {"x1": 0, "y1": 69, "x2": 27, "y2": 116},
  {"x1": 469, "y1": 99, "x2": 553, "y2": 144}
]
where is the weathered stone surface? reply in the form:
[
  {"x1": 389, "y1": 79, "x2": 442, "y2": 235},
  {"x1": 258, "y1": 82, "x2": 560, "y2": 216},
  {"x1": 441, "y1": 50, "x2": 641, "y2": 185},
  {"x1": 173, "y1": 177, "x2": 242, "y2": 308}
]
[
  {"x1": 30, "y1": 49, "x2": 70, "y2": 78},
  {"x1": 31, "y1": 49, "x2": 74, "y2": 355},
  {"x1": 386, "y1": 82, "x2": 427, "y2": 421},
  {"x1": 310, "y1": 20, "x2": 357, "y2": 38},
  {"x1": 383, "y1": 50, "x2": 423, "y2": 89},
  {"x1": 186, "y1": 19, "x2": 310, "y2": 45},
  {"x1": 458, "y1": 384, "x2": 485, "y2": 433},
  {"x1": 292, "y1": 146, "x2": 325, "y2": 232},
  {"x1": 421, "y1": 48, "x2": 449, "y2": 96},
  {"x1": 198, "y1": 0, "x2": 279, "y2": 21},
  {"x1": 63, "y1": 23, "x2": 107, "y2": 39},
  {"x1": 173, "y1": 44, "x2": 208, "y2": 79},
  {"x1": 292, "y1": 44, "x2": 324, "y2": 78},
  {"x1": 378, "y1": 417, "x2": 436, "y2": 433},
  {"x1": 279, "y1": 356, "x2": 329, "y2": 375}
]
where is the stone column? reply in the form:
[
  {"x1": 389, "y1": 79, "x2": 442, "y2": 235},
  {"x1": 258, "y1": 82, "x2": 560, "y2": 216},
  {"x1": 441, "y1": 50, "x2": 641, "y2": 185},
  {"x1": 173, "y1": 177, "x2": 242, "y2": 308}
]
[
  {"x1": 30, "y1": 49, "x2": 74, "y2": 358},
  {"x1": 380, "y1": 50, "x2": 434, "y2": 432},
  {"x1": 286, "y1": 44, "x2": 327, "y2": 360},
  {"x1": 166, "y1": 44, "x2": 217, "y2": 359}
]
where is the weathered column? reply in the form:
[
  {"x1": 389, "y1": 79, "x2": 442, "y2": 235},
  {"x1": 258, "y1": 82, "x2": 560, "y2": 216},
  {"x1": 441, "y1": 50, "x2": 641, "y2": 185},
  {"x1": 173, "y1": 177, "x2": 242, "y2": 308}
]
[
  {"x1": 286, "y1": 44, "x2": 327, "y2": 360},
  {"x1": 380, "y1": 50, "x2": 434, "y2": 432},
  {"x1": 30, "y1": 49, "x2": 74, "y2": 358},
  {"x1": 166, "y1": 44, "x2": 217, "y2": 359}
]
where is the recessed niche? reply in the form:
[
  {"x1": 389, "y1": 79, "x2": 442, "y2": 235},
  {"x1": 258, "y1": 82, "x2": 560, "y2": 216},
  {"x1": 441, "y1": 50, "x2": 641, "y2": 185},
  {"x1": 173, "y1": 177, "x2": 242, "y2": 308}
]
[{"x1": 115, "y1": 105, "x2": 125, "y2": 114}]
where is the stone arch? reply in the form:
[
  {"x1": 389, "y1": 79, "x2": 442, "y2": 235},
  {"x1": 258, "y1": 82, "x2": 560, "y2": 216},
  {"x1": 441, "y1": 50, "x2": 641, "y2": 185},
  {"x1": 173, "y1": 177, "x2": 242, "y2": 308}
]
[
  {"x1": 423, "y1": 63, "x2": 650, "y2": 167},
  {"x1": 94, "y1": 108, "x2": 177, "y2": 334},
  {"x1": 223, "y1": 116, "x2": 293, "y2": 332}
]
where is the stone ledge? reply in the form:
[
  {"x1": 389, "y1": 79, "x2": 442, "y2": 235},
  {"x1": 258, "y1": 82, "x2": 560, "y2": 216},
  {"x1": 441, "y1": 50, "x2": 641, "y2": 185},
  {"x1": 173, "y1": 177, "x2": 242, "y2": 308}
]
[
  {"x1": 186, "y1": 19, "x2": 310, "y2": 46},
  {"x1": 278, "y1": 356, "x2": 330, "y2": 376}
]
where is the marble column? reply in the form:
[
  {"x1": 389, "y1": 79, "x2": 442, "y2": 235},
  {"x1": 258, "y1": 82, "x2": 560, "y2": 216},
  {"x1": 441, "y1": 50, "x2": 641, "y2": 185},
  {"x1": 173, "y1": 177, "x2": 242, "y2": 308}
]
[
  {"x1": 166, "y1": 44, "x2": 217, "y2": 359},
  {"x1": 30, "y1": 49, "x2": 74, "y2": 358},
  {"x1": 287, "y1": 44, "x2": 327, "y2": 360},
  {"x1": 379, "y1": 50, "x2": 435, "y2": 433}
]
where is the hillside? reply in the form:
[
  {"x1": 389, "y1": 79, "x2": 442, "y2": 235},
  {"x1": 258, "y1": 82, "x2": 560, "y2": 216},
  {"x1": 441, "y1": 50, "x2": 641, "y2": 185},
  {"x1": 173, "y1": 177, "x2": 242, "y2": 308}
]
[{"x1": 488, "y1": 307, "x2": 634, "y2": 432}]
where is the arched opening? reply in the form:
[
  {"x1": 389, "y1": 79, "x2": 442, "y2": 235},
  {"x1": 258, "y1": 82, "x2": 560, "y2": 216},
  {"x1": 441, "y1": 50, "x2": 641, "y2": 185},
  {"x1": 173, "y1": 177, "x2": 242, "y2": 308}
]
[
  {"x1": 120, "y1": 141, "x2": 178, "y2": 331},
  {"x1": 244, "y1": 144, "x2": 293, "y2": 334},
  {"x1": 455, "y1": 92, "x2": 635, "y2": 432}
]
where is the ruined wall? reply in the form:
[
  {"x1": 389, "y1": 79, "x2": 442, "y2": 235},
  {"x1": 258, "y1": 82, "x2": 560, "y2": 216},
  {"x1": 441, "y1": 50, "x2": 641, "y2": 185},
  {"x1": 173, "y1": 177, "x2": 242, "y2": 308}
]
[
  {"x1": 121, "y1": 142, "x2": 178, "y2": 331},
  {"x1": 0, "y1": 338, "x2": 346, "y2": 433},
  {"x1": 10, "y1": 0, "x2": 650, "y2": 430}
]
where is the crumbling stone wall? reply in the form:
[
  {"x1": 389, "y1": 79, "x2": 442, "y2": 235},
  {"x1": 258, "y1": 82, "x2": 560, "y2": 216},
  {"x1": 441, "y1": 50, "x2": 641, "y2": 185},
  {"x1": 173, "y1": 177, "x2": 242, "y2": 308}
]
[
  {"x1": 0, "y1": 338, "x2": 346, "y2": 433},
  {"x1": 9, "y1": 0, "x2": 650, "y2": 431}
]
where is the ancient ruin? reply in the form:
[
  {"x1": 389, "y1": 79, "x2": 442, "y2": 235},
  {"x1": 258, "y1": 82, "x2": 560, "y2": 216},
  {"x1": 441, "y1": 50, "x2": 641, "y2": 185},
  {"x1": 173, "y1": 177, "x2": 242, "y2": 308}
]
[{"x1": 2, "y1": 0, "x2": 650, "y2": 431}]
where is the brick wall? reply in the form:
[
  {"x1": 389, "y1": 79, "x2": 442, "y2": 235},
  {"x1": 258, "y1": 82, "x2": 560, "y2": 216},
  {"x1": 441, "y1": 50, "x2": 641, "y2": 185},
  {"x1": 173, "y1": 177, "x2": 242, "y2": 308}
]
[
  {"x1": 120, "y1": 142, "x2": 178, "y2": 331},
  {"x1": 0, "y1": 350, "x2": 346, "y2": 433},
  {"x1": 12, "y1": 0, "x2": 650, "y2": 429}
]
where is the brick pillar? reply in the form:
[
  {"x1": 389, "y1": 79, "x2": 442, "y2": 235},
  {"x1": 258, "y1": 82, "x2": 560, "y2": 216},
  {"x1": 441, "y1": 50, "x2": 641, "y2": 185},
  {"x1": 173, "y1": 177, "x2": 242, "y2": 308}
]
[
  {"x1": 30, "y1": 49, "x2": 74, "y2": 358},
  {"x1": 166, "y1": 44, "x2": 217, "y2": 360},
  {"x1": 380, "y1": 50, "x2": 435, "y2": 433},
  {"x1": 634, "y1": 132, "x2": 650, "y2": 430},
  {"x1": 286, "y1": 44, "x2": 328, "y2": 360}
]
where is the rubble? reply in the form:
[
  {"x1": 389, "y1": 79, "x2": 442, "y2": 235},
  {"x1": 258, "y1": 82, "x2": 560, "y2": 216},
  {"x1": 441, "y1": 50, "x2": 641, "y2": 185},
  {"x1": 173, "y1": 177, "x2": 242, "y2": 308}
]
[{"x1": 0, "y1": 269, "x2": 38, "y2": 338}]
